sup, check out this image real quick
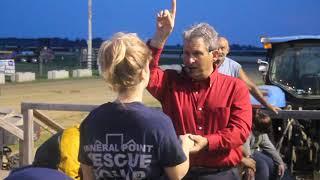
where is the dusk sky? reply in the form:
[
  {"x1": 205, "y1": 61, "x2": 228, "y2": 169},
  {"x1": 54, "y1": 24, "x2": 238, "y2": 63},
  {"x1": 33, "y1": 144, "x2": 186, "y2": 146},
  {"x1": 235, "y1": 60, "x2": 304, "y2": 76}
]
[{"x1": 1, "y1": 0, "x2": 319, "y2": 46}]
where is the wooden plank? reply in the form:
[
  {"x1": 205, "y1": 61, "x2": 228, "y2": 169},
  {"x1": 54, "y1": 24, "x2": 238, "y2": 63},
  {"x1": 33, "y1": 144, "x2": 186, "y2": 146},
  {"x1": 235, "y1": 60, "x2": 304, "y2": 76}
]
[
  {"x1": 22, "y1": 102, "x2": 98, "y2": 112},
  {"x1": 22, "y1": 108, "x2": 33, "y2": 165},
  {"x1": 33, "y1": 118, "x2": 57, "y2": 134},
  {"x1": 2, "y1": 112, "x2": 15, "y2": 119},
  {"x1": 261, "y1": 109, "x2": 320, "y2": 120},
  {"x1": 0, "y1": 117, "x2": 24, "y2": 140},
  {"x1": 33, "y1": 110, "x2": 64, "y2": 132},
  {"x1": 0, "y1": 108, "x2": 14, "y2": 115}
]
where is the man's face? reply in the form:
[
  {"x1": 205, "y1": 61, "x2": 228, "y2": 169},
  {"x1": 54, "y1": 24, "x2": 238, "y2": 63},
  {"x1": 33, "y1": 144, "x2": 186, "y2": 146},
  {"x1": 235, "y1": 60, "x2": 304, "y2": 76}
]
[
  {"x1": 218, "y1": 39, "x2": 229, "y2": 61},
  {"x1": 253, "y1": 117, "x2": 272, "y2": 135},
  {"x1": 183, "y1": 38, "x2": 218, "y2": 80}
]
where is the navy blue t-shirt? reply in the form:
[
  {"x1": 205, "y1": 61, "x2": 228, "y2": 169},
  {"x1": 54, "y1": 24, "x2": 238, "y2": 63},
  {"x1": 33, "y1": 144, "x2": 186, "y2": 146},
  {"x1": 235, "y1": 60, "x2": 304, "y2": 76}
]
[{"x1": 78, "y1": 102, "x2": 186, "y2": 180}]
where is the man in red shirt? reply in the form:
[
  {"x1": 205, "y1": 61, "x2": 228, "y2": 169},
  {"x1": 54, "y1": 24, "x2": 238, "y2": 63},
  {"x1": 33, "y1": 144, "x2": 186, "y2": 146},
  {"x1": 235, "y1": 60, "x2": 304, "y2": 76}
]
[{"x1": 147, "y1": 0, "x2": 252, "y2": 179}]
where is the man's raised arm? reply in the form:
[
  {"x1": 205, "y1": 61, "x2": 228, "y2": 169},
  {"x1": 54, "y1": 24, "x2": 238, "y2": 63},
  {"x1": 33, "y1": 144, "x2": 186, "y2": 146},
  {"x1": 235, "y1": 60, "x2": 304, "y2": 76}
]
[
  {"x1": 150, "y1": 0, "x2": 176, "y2": 49},
  {"x1": 147, "y1": 0, "x2": 177, "y2": 101}
]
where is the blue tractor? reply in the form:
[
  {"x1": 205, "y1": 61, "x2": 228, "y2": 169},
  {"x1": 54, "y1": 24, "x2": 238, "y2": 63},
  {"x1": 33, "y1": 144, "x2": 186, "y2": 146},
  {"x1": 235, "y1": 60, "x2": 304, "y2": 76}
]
[{"x1": 251, "y1": 35, "x2": 320, "y2": 177}]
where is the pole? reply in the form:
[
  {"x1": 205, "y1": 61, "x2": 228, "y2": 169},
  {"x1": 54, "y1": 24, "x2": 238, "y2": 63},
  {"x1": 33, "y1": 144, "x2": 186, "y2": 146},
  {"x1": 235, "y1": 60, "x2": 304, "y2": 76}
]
[
  {"x1": 87, "y1": 0, "x2": 92, "y2": 70},
  {"x1": 39, "y1": 56, "x2": 43, "y2": 77},
  {"x1": 21, "y1": 107, "x2": 34, "y2": 165}
]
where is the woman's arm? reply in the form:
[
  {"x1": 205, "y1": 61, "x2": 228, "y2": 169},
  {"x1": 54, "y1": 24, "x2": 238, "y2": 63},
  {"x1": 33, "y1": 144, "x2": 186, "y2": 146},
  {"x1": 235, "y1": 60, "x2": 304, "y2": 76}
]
[
  {"x1": 81, "y1": 163, "x2": 94, "y2": 180},
  {"x1": 164, "y1": 134, "x2": 193, "y2": 180}
]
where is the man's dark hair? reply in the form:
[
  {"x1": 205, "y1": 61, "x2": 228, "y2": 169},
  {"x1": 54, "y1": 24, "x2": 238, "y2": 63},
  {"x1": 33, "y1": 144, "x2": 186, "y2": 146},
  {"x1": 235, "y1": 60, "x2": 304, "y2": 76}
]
[{"x1": 253, "y1": 110, "x2": 272, "y2": 134}]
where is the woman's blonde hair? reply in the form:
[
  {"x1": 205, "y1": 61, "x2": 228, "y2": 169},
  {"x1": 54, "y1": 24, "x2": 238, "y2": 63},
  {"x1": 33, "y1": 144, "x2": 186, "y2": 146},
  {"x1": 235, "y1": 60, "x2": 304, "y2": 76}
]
[{"x1": 98, "y1": 32, "x2": 152, "y2": 91}]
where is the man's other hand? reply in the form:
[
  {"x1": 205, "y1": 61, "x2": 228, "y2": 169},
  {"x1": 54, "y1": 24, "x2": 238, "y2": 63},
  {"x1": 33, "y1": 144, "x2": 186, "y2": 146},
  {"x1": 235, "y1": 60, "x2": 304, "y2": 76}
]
[{"x1": 188, "y1": 134, "x2": 208, "y2": 153}]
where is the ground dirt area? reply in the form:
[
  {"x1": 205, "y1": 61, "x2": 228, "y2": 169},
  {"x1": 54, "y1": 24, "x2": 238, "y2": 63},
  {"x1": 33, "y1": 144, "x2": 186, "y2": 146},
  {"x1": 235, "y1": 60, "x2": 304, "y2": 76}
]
[{"x1": 0, "y1": 77, "x2": 161, "y2": 127}]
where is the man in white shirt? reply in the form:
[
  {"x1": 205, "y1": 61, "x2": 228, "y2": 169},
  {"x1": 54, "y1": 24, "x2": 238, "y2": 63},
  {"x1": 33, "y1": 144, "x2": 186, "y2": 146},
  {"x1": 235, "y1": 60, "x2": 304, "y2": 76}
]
[{"x1": 217, "y1": 37, "x2": 280, "y2": 114}]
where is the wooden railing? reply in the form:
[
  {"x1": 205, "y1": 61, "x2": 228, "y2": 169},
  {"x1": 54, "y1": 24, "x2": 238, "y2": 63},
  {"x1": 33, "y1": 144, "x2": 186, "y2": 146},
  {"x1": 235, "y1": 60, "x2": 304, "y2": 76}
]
[
  {"x1": 20, "y1": 102, "x2": 99, "y2": 165},
  {"x1": 0, "y1": 109, "x2": 24, "y2": 168}
]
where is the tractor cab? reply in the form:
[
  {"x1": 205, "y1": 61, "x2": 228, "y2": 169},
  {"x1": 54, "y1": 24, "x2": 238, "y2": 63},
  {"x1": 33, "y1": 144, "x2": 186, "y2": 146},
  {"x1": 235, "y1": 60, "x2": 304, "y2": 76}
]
[
  {"x1": 256, "y1": 36, "x2": 320, "y2": 177},
  {"x1": 259, "y1": 35, "x2": 320, "y2": 109}
]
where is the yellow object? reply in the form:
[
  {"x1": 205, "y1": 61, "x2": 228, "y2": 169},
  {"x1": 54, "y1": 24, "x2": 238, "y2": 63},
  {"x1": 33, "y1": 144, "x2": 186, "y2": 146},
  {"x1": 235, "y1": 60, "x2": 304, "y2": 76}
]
[
  {"x1": 58, "y1": 125, "x2": 80, "y2": 180},
  {"x1": 0, "y1": 50, "x2": 13, "y2": 54},
  {"x1": 263, "y1": 42, "x2": 272, "y2": 49}
]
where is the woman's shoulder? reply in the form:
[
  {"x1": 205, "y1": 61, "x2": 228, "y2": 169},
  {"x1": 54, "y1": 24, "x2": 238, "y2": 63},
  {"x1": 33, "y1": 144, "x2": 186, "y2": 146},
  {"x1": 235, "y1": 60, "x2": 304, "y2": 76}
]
[
  {"x1": 80, "y1": 102, "x2": 113, "y2": 126},
  {"x1": 130, "y1": 105, "x2": 173, "y2": 130},
  {"x1": 136, "y1": 105, "x2": 170, "y2": 121}
]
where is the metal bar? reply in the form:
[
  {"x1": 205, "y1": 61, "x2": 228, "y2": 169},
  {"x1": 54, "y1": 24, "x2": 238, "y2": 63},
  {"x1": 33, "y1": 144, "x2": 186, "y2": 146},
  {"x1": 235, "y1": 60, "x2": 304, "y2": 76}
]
[{"x1": 261, "y1": 109, "x2": 320, "y2": 120}]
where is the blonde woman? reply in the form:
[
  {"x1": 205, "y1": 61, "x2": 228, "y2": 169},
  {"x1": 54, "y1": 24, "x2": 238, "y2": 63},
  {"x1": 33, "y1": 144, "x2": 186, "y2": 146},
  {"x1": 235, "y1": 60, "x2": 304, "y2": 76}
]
[{"x1": 78, "y1": 33, "x2": 194, "y2": 180}]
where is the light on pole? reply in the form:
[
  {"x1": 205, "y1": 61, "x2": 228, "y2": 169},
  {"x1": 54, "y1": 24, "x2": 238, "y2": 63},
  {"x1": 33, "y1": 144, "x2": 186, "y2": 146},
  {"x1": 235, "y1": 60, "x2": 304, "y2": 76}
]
[{"x1": 87, "y1": 0, "x2": 92, "y2": 70}]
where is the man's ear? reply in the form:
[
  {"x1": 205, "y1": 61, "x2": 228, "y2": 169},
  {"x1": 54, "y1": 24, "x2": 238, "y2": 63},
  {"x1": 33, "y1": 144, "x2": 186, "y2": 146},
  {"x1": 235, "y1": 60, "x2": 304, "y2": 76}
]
[{"x1": 211, "y1": 50, "x2": 219, "y2": 63}]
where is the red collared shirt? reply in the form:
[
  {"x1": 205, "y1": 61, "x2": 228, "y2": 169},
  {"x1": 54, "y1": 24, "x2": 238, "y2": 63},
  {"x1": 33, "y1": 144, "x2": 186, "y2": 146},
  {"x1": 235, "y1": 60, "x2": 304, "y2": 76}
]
[{"x1": 147, "y1": 46, "x2": 252, "y2": 168}]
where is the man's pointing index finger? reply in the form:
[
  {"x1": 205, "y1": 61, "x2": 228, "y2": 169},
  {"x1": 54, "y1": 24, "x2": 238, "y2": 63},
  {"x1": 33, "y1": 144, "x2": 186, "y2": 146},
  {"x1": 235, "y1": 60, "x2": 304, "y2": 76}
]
[{"x1": 171, "y1": 0, "x2": 176, "y2": 20}]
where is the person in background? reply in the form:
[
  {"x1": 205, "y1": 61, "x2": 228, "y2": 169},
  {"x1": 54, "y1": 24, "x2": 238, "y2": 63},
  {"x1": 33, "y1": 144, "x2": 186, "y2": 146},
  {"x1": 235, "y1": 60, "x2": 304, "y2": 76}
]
[
  {"x1": 32, "y1": 126, "x2": 81, "y2": 180},
  {"x1": 147, "y1": 0, "x2": 252, "y2": 179},
  {"x1": 241, "y1": 110, "x2": 290, "y2": 180},
  {"x1": 78, "y1": 32, "x2": 194, "y2": 180},
  {"x1": 217, "y1": 37, "x2": 281, "y2": 114}
]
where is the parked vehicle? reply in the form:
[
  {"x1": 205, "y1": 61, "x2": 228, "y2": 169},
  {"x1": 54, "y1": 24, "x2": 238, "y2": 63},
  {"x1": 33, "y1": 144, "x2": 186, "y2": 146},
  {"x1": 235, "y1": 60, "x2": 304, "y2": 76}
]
[
  {"x1": 259, "y1": 35, "x2": 320, "y2": 109},
  {"x1": 254, "y1": 35, "x2": 320, "y2": 176},
  {"x1": 15, "y1": 50, "x2": 39, "y2": 63}
]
